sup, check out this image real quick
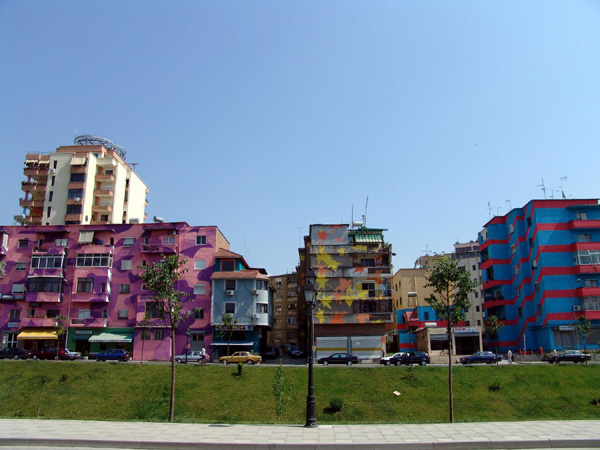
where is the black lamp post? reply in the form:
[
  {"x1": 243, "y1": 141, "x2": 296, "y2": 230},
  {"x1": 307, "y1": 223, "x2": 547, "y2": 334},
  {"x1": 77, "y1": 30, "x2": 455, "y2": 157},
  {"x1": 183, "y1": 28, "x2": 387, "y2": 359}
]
[
  {"x1": 185, "y1": 328, "x2": 191, "y2": 364},
  {"x1": 304, "y1": 279, "x2": 317, "y2": 428}
]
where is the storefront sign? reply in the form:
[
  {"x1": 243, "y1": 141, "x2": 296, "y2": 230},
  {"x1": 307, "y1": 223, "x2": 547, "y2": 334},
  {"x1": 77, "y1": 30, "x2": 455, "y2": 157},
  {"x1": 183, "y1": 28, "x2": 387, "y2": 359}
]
[
  {"x1": 424, "y1": 322, "x2": 437, "y2": 327},
  {"x1": 215, "y1": 325, "x2": 253, "y2": 331},
  {"x1": 7, "y1": 322, "x2": 19, "y2": 329},
  {"x1": 74, "y1": 330, "x2": 93, "y2": 335},
  {"x1": 453, "y1": 327, "x2": 480, "y2": 334},
  {"x1": 558, "y1": 325, "x2": 574, "y2": 331}
]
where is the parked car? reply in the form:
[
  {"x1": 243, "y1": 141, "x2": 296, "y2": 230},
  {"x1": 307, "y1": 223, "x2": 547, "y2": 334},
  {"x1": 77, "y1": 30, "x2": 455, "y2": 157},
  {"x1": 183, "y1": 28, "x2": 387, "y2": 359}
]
[
  {"x1": 219, "y1": 351, "x2": 262, "y2": 365},
  {"x1": 175, "y1": 350, "x2": 203, "y2": 363},
  {"x1": 459, "y1": 351, "x2": 502, "y2": 365},
  {"x1": 543, "y1": 350, "x2": 591, "y2": 364},
  {"x1": 390, "y1": 351, "x2": 431, "y2": 366},
  {"x1": 95, "y1": 349, "x2": 130, "y2": 362},
  {"x1": 317, "y1": 352, "x2": 359, "y2": 366},
  {"x1": 263, "y1": 346, "x2": 280, "y2": 359},
  {"x1": 290, "y1": 346, "x2": 305, "y2": 358},
  {"x1": 380, "y1": 352, "x2": 406, "y2": 365},
  {"x1": 65, "y1": 349, "x2": 82, "y2": 360},
  {"x1": 31, "y1": 347, "x2": 71, "y2": 360},
  {"x1": 0, "y1": 347, "x2": 31, "y2": 360}
]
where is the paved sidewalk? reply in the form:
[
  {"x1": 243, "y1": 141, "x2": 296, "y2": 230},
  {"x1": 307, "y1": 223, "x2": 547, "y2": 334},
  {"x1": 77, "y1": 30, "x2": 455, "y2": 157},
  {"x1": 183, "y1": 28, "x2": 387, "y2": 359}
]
[{"x1": 0, "y1": 419, "x2": 599, "y2": 449}]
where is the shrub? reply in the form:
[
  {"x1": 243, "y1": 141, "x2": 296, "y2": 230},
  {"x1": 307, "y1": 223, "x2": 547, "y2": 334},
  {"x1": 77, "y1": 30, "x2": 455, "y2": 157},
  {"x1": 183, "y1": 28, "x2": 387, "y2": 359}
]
[
  {"x1": 488, "y1": 378, "x2": 501, "y2": 392},
  {"x1": 591, "y1": 395, "x2": 600, "y2": 406},
  {"x1": 329, "y1": 397, "x2": 344, "y2": 412},
  {"x1": 237, "y1": 362, "x2": 244, "y2": 376}
]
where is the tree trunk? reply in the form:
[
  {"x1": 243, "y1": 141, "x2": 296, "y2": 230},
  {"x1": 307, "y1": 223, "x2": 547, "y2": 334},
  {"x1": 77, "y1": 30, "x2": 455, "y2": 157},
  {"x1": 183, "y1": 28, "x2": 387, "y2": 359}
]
[
  {"x1": 447, "y1": 319, "x2": 453, "y2": 423},
  {"x1": 169, "y1": 329, "x2": 176, "y2": 422}
]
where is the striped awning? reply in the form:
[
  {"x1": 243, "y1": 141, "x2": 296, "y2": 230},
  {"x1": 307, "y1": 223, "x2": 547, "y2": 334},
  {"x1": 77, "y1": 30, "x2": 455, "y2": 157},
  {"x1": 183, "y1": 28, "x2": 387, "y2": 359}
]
[
  {"x1": 17, "y1": 328, "x2": 58, "y2": 340},
  {"x1": 89, "y1": 332, "x2": 133, "y2": 343}
]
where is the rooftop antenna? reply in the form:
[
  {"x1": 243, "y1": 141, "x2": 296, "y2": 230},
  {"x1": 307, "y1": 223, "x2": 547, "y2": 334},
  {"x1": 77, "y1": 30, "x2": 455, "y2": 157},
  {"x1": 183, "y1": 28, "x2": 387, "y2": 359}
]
[
  {"x1": 560, "y1": 175, "x2": 568, "y2": 199},
  {"x1": 297, "y1": 226, "x2": 303, "y2": 247},
  {"x1": 487, "y1": 202, "x2": 499, "y2": 219},
  {"x1": 537, "y1": 178, "x2": 547, "y2": 199},
  {"x1": 505, "y1": 200, "x2": 512, "y2": 211},
  {"x1": 363, "y1": 196, "x2": 369, "y2": 227}
]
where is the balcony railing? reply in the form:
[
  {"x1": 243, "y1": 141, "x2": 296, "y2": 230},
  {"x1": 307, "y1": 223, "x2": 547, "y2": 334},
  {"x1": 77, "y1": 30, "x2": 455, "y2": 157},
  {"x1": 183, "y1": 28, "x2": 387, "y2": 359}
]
[
  {"x1": 141, "y1": 243, "x2": 177, "y2": 254},
  {"x1": 69, "y1": 317, "x2": 108, "y2": 328},
  {"x1": 569, "y1": 219, "x2": 600, "y2": 230},
  {"x1": 20, "y1": 317, "x2": 57, "y2": 327}
]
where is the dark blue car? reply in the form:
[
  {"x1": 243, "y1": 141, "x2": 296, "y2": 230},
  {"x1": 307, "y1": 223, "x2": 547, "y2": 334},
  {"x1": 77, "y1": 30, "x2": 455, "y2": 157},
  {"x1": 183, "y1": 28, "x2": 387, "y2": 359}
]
[
  {"x1": 95, "y1": 349, "x2": 130, "y2": 362},
  {"x1": 459, "y1": 351, "x2": 502, "y2": 364}
]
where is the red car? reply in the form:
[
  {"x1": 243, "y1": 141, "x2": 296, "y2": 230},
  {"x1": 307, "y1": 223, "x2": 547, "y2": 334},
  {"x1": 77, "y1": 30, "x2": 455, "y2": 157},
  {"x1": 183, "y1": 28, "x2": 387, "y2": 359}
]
[{"x1": 31, "y1": 347, "x2": 70, "y2": 360}]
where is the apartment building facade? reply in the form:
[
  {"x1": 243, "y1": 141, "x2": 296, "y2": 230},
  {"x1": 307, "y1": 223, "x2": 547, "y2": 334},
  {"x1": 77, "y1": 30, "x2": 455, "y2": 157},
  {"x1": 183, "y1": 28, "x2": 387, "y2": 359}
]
[
  {"x1": 19, "y1": 135, "x2": 148, "y2": 226},
  {"x1": 268, "y1": 273, "x2": 300, "y2": 350},
  {"x1": 210, "y1": 249, "x2": 274, "y2": 358},
  {"x1": 479, "y1": 199, "x2": 600, "y2": 352},
  {"x1": 0, "y1": 222, "x2": 228, "y2": 361},
  {"x1": 298, "y1": 224, "x2": 393, "y2": 360}
]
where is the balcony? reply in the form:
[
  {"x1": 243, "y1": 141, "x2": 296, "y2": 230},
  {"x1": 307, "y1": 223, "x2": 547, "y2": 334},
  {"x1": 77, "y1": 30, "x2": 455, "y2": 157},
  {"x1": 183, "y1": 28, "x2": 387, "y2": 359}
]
[
  {"x1": 64, "y1": 213, "x2": 83, "y2": 222},
  {"x1": 97, "y1": 157, "x2": 117, "y2": 167},
  {"x1": 23, "y1": 168, "x2": 48, "y2": 179},
  {"x1": 141, "y1": 243, "x2": 177, "y2": 254},
  {"x1": 96, "y1": 174, "x2": 115, "y2": 183},
  {"x1": 316, "y1": 312, "x2": 394, "y2": 324},
  {"x1": 134, "y1": 312, "x2": 165, "y2": 327},
  {"x1": 92, "y1": 204, "x2": 112, "y2": 213},
  {"x1": 569, "y1": 219, "x2": 600, "y2": 230},
  {"x1": 25, "y1": 291, "x2": 61, "y2": 303},
  {"x1": 70, "y1": 292, "x2": 109, "y2": 303},
  {"x1": 68, "y1": 182, "x2": 85, "y2": 190},
  {"x1": 66, "y1": 197, "x2": 84, "y2": 206},
  {"x1": 70, "y1": 166, "x2": 87, "y2": 174},
  {"x1": 19, "y1": 198, "x2": 38, "y2": 208},
  {"x1": 20, "y1": 317, "x2": 57, "y2": 328},
  {"x1": 69, "y1": 317, "x2": 108, "y2": 328},
  {"x1": 575, "y1": 287, "x2": 600, "y2": 297},
  {"x1": 21, "y1": 181, "x2": 42, "y2": 194},
  {"x1": 25, "y1": 215, "x2": 43, "y2": 226},
  {"x1": 94, "y1": 188, "x2": 114, "y2": 197}
]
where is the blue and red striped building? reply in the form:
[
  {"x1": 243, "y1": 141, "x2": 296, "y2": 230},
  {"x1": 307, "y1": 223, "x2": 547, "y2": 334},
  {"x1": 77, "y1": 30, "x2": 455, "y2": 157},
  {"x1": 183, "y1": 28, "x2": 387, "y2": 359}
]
[{"x1": 479, "y1": 199, "x2": 600, "y2": 352}]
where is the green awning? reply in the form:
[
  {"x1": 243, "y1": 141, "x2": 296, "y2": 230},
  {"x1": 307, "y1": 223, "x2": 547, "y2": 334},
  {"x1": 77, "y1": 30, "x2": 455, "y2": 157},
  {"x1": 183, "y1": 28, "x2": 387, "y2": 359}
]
[
  {"x1": 353, "y1": 234, "x2": 384, "y2": 243},
  {"x1": 89, "y1": 332, "x2": 133, "y2": 343}
]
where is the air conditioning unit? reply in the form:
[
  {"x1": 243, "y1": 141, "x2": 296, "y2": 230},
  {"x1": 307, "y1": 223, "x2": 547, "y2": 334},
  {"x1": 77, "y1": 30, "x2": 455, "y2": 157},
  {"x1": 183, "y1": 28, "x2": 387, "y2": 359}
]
[
  {"x1": 73, "y1": 197, "x2": 81, "y2": 202},
  {"x1": 252, "y1": 289, "x2": 259, "y2": 295},
  {"x1": 226, "y1": 290, "x2": 235, "y2": 296},
  {"x1": 573, "y1": 305, "x2": 581, "y2": 312},
  {"x1": 532, "y1": 260, "x2": 537, "y2": 268},
  {"x1": 49, "y1": 168, "x2": 56, "y2": 174},
  {"x1": 252, "y1": 313, "x2": 259, "y2": 319}
]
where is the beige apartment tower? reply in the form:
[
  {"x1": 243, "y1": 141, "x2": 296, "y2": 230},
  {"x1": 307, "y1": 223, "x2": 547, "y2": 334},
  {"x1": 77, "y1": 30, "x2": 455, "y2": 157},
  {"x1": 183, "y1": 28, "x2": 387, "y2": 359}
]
[{"x1": 19, "y1": 136, "x2": 149, "y2": 226}]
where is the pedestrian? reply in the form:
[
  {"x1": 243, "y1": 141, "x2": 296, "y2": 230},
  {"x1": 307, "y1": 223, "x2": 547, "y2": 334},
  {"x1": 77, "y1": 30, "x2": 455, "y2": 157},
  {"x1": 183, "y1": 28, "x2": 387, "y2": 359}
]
[
  {"x1": 200, "y1": 346, "x2": 206, "y2": 365},
  {"x1": 507, "y1": 349, "x2": 512, "y2": 364}
]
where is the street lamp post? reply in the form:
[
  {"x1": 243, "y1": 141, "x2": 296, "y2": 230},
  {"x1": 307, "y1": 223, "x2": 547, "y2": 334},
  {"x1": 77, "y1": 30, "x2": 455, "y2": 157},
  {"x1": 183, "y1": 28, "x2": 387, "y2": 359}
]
[
  {"x1": 63, "y1": 279, "x2": 72, "y2": 351},
  {"x1": 304, "y1": 279, "x2": 317, "y2": 428}
]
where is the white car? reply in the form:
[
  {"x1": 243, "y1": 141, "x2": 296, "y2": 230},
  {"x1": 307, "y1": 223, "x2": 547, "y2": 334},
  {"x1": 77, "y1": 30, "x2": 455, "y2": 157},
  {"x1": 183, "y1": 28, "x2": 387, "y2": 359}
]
[
  {"x1": 65, "y1": 349, "x2": 82, "y2": 360},
  {"x1": 380, "y1": 352, "x2": 406, "y2": 366},
  {"x1": 175, "y1": 350, "x2": 203, "y2": 363}
]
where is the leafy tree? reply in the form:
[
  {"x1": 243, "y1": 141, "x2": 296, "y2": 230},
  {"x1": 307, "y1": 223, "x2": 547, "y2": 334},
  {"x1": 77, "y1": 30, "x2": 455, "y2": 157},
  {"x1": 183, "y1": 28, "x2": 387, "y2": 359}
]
[
  {"x1": 484, "y1": 315, "x2": 505, "y2": 365},
  {"x1": 0, "y1": 260, "x2": 6, "y2": 278},
  {"x1": 272, "y1": 363, "x2": 292, "y2": 421},
  {"x1": 425, "y1": 254, "x2": 477, "y2": 423},
  {"x1": 573, "y1": 315, "x2": 592, "y2": 364},
  {"x1": 217, "y1": 313, "x2": 238, "y2": 359},
  {"x1": 53, "y1": 315, "x2": 67, "y2": 360},
  {"x1": 139, "y1": 254, "x2": 193, "y2": 422}
]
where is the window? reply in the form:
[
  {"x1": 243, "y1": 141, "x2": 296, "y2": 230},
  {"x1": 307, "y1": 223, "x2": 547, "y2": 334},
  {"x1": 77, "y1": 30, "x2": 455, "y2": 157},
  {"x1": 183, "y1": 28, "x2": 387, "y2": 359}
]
[
  {"x1": 274, "y1": 332, "x2": 282, "y2": 340},
  {"x1": 101, "y1": 309, "x2": 108, "y2": 318},
  {"x1": 275, "y1": 292, "x2": 282, "y2": 299},
  {"x1": 48, "y1": 191, "x2": 53, "y2": 202},
  {"x1": 55, "y1": 238, "x2": 68, "y2": 247},
  {"x1": 257, "y1": 304, "x2": 268, "y2": 313},
  {"x1": 9, "y1": 309, "x2": 21, "y2": 319},
  {"x1": 509, "y1": 224, "x2": 514, "y2": 233},
  {"x1": 578, "y1": 234, "x2": 592, "y2": 243},
  {"x1": 476, "y1": 305, "x2": 480, "y2": 312},
  {"x1": 196, "y1": 235, "x2": 206, "y2": 245},
  {"x1": 18, "y1": 239, "x2": 28, "y2": 249},
  {"x1": 145, "y1": 302, "x2": 160, "y2": 318},
  {"x1": 15, "y1": 262, "x2": 26, "y2": 271},
  {"x1": 465, "y1": 321, "x2": 470, "y2": 326},
  {"x1": 161, "y1": 236, "x2": 175, "y2": 245},
  {"x1": 76, "y1": 253, "x2": 112, "y2": 267},
  {"x1": 193, "y1": 309, "x2": 204, "y2": 319},
  {"x1": 575, "y1": 211, "x2": 589, "y2": 220},
  {"x1": 574, "y1": 250, "x2": 600, "y2": 266},
  {"x1": 477, "y1": 320, "x2": 481, "y2": 326},
  {"x1": 51, "y1": 175, "x2": 55, "y2": 186},
  {"x1": 77, "y1": 277, "x2": 94, "y2": 293},
  {"x1": 194, "y1": 260, "x2": 206, "y2": 270},
  {"x1": 67, "y1": 189, "x2": 83, "y2": 199},
  {"x1": 221, "y1": 260, "x2": 234, "y2": 271},
  {"x1": 511, "y1": 244, "x2": 516, "y2": 255},
  {"x1": 474, "y1": 292, "x2": 479, "y2": 298},
  {"x1": 28, "y1": 278, "x2": 61, "y2": 292},
  {"x1": 535, "y1": 282, "x2": 540, "y2": 292},
  {"x1": 424, "y1": 311, "x2": 430, "y2": 320},
  {"x1": 66, "y1": 205, "x2": 82, "y2": 214},
  {"x1": 77, "y1": 309, "x2": 91, "y2": 319},
  {"x1": 287, "y1": 303, "x2": 297, "y2": 311},
  {"x1": 527, "y1": 217, "x2": 532, "y2": 227},
  {"x1": 472, "y1": 265, "x2": 476, "y2": 271},
  {"x1": 69, "y1": 173, "x2": 85, "y2": 182},
  {"x1": 27, "y1": 309, "x2": 35, "y2": 318},
  {"x1": 225, "y1": 279, "x2": 236, "y2": 290},
  {"x1": 275, "y1": 305, "x2": 282, "y2": 314},
  {"x1": 118, "y1": 309, "x2": 128, "y2": 319},
  {"x1": 361, "y1": 258, "x2": 375, "y2": 267},
  {"x1": 225, "y1": 302, "x2": 236, "y2": 314},
  {"x1": 154, "y1": 330, "x2": 164, "y2": 340},
  {"x1": 286, "y1": 317, "x2": 298, "y2": 325},
  {"x1": 121, "y1": 260, "x2": 132, "y2": 270},
  {"x1": 100, "y1": 214, "x2": 109, "y2": 222},
  {"x1": 119, "y1": 284, "x2": 130, "y2": 294},
  {"x1": 123, "y1": 237, "x2": 135, "y2": 247},
  {"x1": 141, "y1": 330, "x2": 152, "y2": 340},
  {"x1": 193, "y1": 284, "x2": 205, "y2": 295},
  {"x1": 585, "y1": 279, "x2": 599, "y2": 287},
  {"x1": 31, "y1": 255, "x2": 63, "y2": 269},
  {"x1": 518, "y1": 307, "x2": 522, "y2": 317}
]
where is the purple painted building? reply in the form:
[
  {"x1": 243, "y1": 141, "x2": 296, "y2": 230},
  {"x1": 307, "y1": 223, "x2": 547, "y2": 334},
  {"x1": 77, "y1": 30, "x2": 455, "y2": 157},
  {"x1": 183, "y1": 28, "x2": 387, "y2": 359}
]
[{"x1": 0, "y1": 222, "x2": 229, "y2": 361}]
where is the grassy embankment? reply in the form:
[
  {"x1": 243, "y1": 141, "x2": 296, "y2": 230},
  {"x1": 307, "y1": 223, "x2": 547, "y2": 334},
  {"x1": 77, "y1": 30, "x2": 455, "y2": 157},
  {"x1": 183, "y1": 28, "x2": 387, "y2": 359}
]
[{"x1": 1, "y1": 361, "x2": 599, "y2": 424}]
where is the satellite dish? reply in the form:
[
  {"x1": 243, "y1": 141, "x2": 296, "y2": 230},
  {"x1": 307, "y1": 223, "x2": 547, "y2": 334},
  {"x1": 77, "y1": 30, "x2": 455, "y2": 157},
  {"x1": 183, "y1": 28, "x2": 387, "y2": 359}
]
[{"x1": 153, "y1": 216, "x2": 164, "y2": 223}]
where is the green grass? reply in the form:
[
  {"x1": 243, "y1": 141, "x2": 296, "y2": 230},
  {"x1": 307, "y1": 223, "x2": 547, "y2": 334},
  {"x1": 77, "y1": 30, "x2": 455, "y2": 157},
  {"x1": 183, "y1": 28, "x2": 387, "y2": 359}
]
[{"x1": 1, "y1": 361, "x2": 599, "y2": 424}]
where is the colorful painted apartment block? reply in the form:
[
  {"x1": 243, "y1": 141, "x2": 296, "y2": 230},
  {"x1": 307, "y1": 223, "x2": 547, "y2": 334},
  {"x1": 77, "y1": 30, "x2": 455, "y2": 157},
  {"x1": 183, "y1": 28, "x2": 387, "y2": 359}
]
[
  {"x1": 479, "y1": 199, "x2": 600, "y2": 352},
  {"x1": 0, "y1": 222, "x2": 229, "y2": 361},
  {"x1": 298, "y1": 224, "x2": 393, "y2": 360}
]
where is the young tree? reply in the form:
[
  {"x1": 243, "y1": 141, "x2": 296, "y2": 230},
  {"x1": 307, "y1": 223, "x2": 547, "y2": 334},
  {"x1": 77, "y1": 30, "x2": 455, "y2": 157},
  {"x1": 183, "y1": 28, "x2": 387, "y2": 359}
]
[
  {"x1": 484, "y1": 315, "x2": 505, "y2": 365},
  {"x1": 139, "y1": 254, "x2": 192, "y2": 422},
  {"x1": 53, "y1": 315, "x2": 67, "y2": 360},
  {"x1": 425, "y1": 254, "x2": 477, "y2": 423},
  {"x1": 573, "y1": 315, "x2": 592, "y2": 364},
  {"x1": 217, "y1": 313, "x2": 238, "y2": 359},
  {"x1": 273, "y1": 363, "x2": 292, "y2": 421}
]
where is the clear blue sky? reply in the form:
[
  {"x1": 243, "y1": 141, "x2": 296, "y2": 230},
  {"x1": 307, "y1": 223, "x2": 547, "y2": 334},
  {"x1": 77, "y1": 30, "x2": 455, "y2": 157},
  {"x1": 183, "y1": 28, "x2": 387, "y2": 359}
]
[{"x1": 1, "y1": 1, "x2": 599, "y2": 275}]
